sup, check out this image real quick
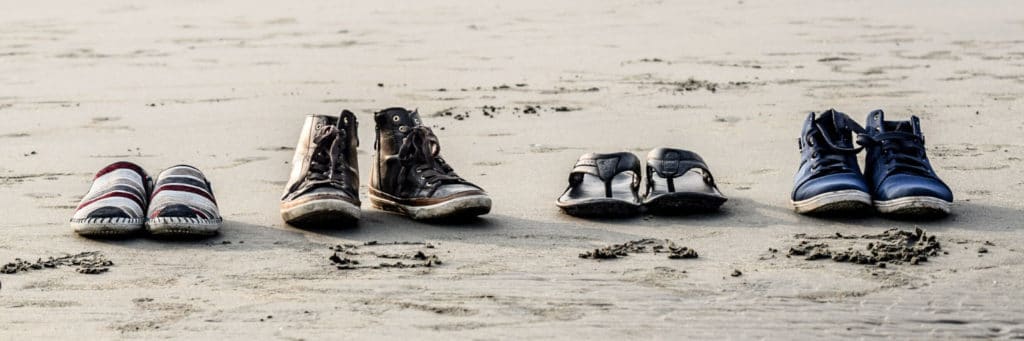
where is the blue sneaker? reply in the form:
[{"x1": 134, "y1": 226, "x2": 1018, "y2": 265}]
[
  {"x1": 791, "y1": 109, "x2": 872, "y2": 214},
  {"x1": 861, "y1": 110, "x2": 952, "y2": 217}
]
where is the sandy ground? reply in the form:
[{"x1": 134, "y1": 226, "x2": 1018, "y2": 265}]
[{"x1": 1, "y1": 0, "x2": 1023, "y2": 339}]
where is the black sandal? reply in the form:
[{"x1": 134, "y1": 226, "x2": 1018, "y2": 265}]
[
  {"x1": 643, "y1": 148, "x2": 727, "y2": 214},
  {"x1": 556, "y1": 152, "x2": 642, "y2": 217}
]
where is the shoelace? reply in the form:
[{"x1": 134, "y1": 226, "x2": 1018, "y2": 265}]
[
  {"x1": 857, "y1": 131, "x2": 932, "y2": 177},
  {"x1": 806, "y1": 117, "x2": 865, "y2": 177},
  {"x1": 397, "y1": 126, "x2": 464, "y2": 192},
  {"x1": 305, "y1": 124, "x2": 349, "y2": 190}
]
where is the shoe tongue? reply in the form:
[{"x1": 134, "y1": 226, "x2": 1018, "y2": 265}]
[
  {"x1": 885, "y1": 117, "x2": 921, "y2": 135},
  {"x1": 893, "y1": 121, "x2": 913, "y2": 133},
  {"x1": 379, "y1": 107, "x2": 411, "y2": 117},
  {"x1": 815, "y1": 109, "x2": 852, "y2": 146},
  {"x1": 312, "y1": 115, "x2": 336, "y2": 127},
  {"x1": 378, "y1": 107, "x2": 423, "y2": 128}
]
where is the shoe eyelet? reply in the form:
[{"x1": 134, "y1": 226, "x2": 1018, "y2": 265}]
[
  {"x1": 343, "y1": 117, "x2": 349, "y2": 124},
  {"x1": 392, "y1": 115, "x2": 400, "y2": 122},
  {"x1": 399, "y1": 126, "x2": 408, "y2": 132}
]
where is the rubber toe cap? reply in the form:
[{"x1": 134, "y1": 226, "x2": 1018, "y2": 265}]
[
  {"x1": 793, "y1": 173, "x2": 869, "y2": 201},
  {"x1": 875, "y1": 174, "x2": 953, "y2": 202}
]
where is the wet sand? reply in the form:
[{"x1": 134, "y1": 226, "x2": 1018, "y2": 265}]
[{"x1": 1, "y1": 0, "x2": 1023, "y2": 339}]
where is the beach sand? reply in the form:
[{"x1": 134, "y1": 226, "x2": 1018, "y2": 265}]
[{"x1": 1, "y1": 0, "x2": 1023, "y2": 339}]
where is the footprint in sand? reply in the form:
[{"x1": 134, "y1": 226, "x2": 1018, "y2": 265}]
[
  {"x1": 0, "y1": 132, "x2": 29, "y2": 138},
  {"x1": 213, "y1": 156, "x2": 270, "y2": 170},
  {"x1": 83, "y1": 116, "x2": 133, "y2": 132},
  {"x1": 256, "y1": 146, "x2": 294, "y2": 152}
]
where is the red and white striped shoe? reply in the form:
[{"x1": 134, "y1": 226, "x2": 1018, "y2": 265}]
[
  {"x1": 145, "y1": 165, "x2": 222, "y2": 236},
  {"x1": 71, "y1": 161, "x2": 151, "y2": 236}
]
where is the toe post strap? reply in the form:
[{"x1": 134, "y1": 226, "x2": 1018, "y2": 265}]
[
  {"x1": 646, "y1": 148, "x2": 719, "y2": 192},
  {"x1": 568, "y1": 152, "x2": 641, "y2": 197}
]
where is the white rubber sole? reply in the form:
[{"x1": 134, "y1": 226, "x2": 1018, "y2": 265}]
[
  {"x1": 71, "y1": 217, "x2": 145, "y2": 236},
  {"x1": 791, "y1": 189, "x2": 872, "y2": 214},
  {"x1": 874, "y1": 196, "x2": 952, "y2": 216},
  {"x1": 281, "y1": 198, "x2": 361, "y2": 225},
  {"x1": 370, "y1": 193, "x2": 491, "y2": 220},
  {"x1": 146, "y1": 217, "x2": 222, "y2": 236}
]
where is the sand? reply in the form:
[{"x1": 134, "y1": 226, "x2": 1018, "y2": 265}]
[{"x1": 1, "y1": 0, "x2": 1023, "y2": 339}]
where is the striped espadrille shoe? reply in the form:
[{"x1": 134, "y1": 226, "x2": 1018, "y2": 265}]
[
  {"x1": 71, "y1": 161, "x2": 151, "y2": 236},
  {"x1": 146, "y1": 165, "x2": 222, "y2": 236}
]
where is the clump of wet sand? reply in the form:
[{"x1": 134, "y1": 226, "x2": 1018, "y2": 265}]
[
  {"x1": 328, "y1": 242, "x2": 442, "y2": 270},
  {"x1": 579, "y1": 239, "x2": 699, "y2": 260},
  {"x1": 1, "y1": 251, "x2": 114, "y2": 275},
  {"x1": 785, "y1": 228, "x2": 943, "y2": 267}
]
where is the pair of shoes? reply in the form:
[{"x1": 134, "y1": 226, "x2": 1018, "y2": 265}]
[
  {"x1": 71, "y1": 162, "x2": 222, "y2": 237},
  {"x1": 556, "y1": 148, "x2": 727, "y2": 217},
  {"x1": 280, "y1": 107, "x2": 491, "y2": 226},
  {"x1": 791, "y1": 109, "x2": 953, "y2": 218}
]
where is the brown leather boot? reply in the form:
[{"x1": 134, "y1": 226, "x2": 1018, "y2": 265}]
[
  {"x1": 369, "y1": 107, "x2": 491, "y2": 220},
  {"x1": 280, "y1": 111, "x2": 361, "y2": 226}
]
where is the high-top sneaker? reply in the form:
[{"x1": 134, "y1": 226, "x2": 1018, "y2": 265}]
[
  {"x1": 791, "y1": 109, "x2": 872, "y2": 214},
  {"x1": 281, "y1": 111, "x2": 361, "y2": 225},
  {"x1": 861, "y1": 110, "x2": 952, "y2": 217},
  {"x1": 369, "y1": 107, "x2": 491, "y2": 220}
]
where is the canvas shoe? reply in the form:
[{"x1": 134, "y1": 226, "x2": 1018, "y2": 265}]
[
  {"x1": 71, "y1": 161, "x2": 151, "y2": 236},
  {"x1": 280, "y1": 111, "x2": 362, "y2": 226},
  {"x1": 861, "y1": 110, "x2": 952, "y2": 217},
  {"x1": 146, "y1": 165, "x2": 223, "y2": 236},
  {"x1": 791, "y1": 109, "x2": 872, "y2": 214},
  {"x1": 368, "y1": 107, "x2": 491, "y2": 220}
]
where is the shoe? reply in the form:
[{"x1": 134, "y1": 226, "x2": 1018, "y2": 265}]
[
  {"x1": 642, "y1": 148, "x2": 727, "y2": 214},
  {"x1": 71, "y1": 161, "x2": 151, "y2": 236},
  {"x1": 861, "y1": 110, "x2": 952, "y2": 217},
  {"x1": 556, "y1": 152, "x2": 642, "y2": 217},
  {"x1": 791, "y1": 109, "x2": 872, "y2": 214},
  {"x1": 146, "y1": 165, "x2": 222, "y2": 236},
  {"x1": 280, "y1": 112, "x2": 362, "y2": 226},
  {"x1": 368, "y1": 107, "x2": 491, "y2": 220}
]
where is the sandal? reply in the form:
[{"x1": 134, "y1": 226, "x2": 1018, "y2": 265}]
[
  {"x1": 643, "y1": 148, "x2": 727, "y2": 214},
  {"x1": 556, "y1": 152, "x2": 642, "y2": 217}
]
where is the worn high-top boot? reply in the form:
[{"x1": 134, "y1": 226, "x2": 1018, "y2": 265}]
[
  {"x1": 369, "y1": 107, "x2": 491, "y2": 220},
  {"x1": 281, "y1": 111, "x2": 361, "y2": 225}
]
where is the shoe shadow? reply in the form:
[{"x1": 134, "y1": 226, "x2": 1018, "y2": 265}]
[
  {"x1": 912, "y1": 200, "x2": 1024, "y2": 231},
  {"x1": 554, "y1": 196, "x2": 802, "y2": 228},
  {"x1": 293, "y1": 207, "x2": 657, "y2": 246},
  {"x1": 80, "y1": 219, "x2": 307, "y2": 250}
]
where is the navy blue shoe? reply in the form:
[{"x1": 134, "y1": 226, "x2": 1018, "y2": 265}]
[
  {"x1": 791, "y1": 109, "x2": 872, "y2": 214},
  {"x1": 860, "y1": 110, "x2": 952, "y2": 217}
]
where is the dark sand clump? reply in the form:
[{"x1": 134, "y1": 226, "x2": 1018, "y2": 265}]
[
  {"x1": 786, "y1": 228, "x2": 942, "y2": 266},
  {"x1": 329, "y1": 243, "x2": 442, "y2": 270},
  {"x1": 579, "y1": 239, "x2": 699, "y2": 260},
  {"x1": 1, "y1": 251, "x2": 113, "y2": 275}
]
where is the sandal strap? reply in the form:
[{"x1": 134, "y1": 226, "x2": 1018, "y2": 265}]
[
  {"x1": 646, "y1": 148, "x2": 719, "y2": 192},
  {"x1": 567, "y1": 152, "x2": 641, "y2": 198}
]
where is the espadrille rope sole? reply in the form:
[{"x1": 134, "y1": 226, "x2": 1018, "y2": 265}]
[
  {"x1": 146, "y1": 217, "x2": 223, "y2": 236},
  {"x1": 71, "y1": 217, "x2": 145, "y2": 236}
]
